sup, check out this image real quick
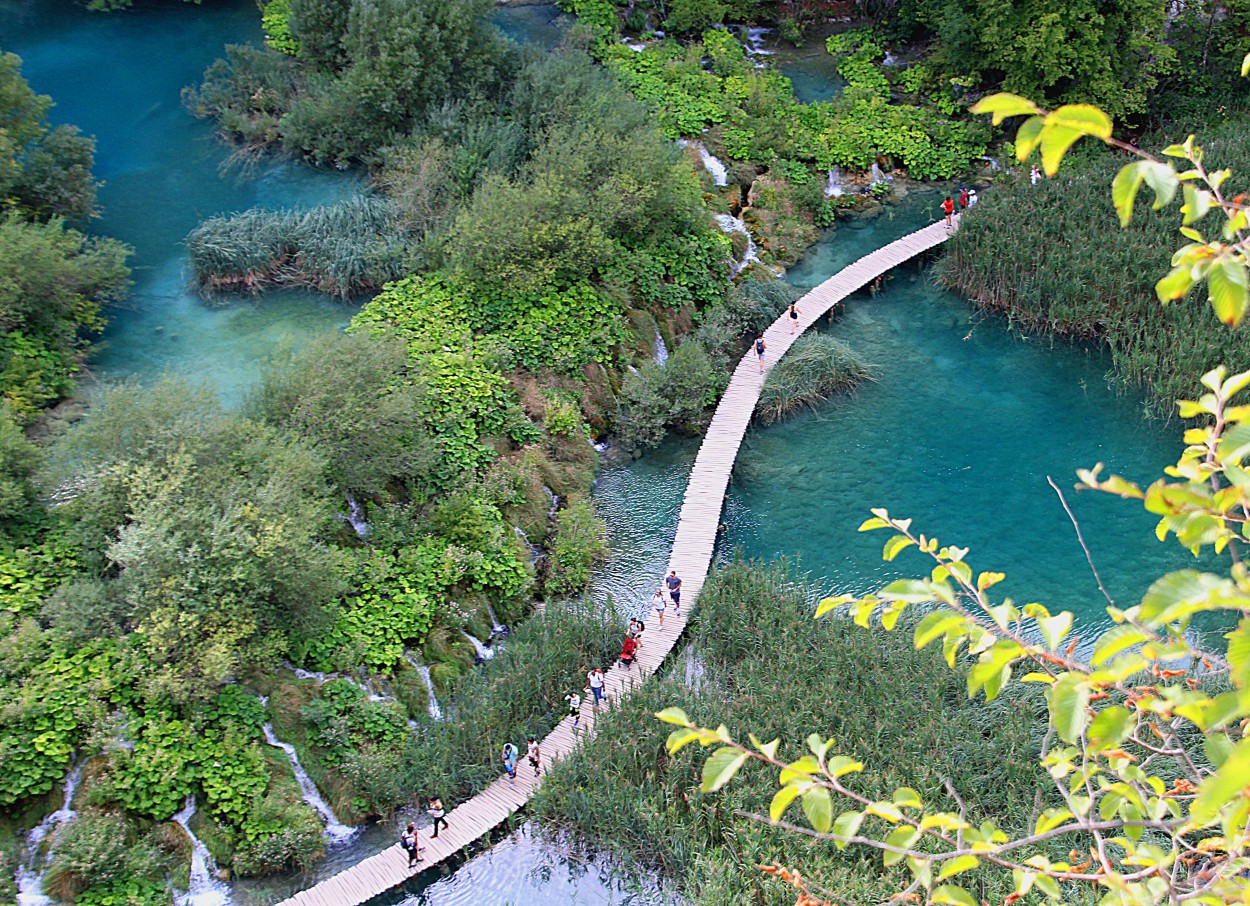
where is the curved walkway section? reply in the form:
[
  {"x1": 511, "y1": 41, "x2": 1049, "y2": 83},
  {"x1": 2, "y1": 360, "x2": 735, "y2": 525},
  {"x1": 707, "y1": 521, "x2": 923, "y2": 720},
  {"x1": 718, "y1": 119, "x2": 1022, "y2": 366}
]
[{"x1": 274, "y1": 217, "x2": 956, "y2": 906}]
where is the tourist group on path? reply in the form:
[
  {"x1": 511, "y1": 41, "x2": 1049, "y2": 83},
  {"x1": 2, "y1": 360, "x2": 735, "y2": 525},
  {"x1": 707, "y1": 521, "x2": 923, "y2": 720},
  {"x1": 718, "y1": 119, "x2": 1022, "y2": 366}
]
[{"x1": 400, "y1": 570, "x2": 684, "y2": 870}]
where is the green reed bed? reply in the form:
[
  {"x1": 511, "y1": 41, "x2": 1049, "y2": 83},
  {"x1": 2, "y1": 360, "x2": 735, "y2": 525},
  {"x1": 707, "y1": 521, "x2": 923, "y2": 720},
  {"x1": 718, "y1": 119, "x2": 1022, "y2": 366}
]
[
  {"x1": 533, "y1": 559, "x2": 1049, "y2": 906},
  {"x1": 940, "y1": 118, "x2": 1250, "y2": 412},
  {"x1": 756, "y1": 334, "x2": 872, "y2": 424},
  {"x1": 186, "y1": 195, "x2": 408, "y2": 297}
]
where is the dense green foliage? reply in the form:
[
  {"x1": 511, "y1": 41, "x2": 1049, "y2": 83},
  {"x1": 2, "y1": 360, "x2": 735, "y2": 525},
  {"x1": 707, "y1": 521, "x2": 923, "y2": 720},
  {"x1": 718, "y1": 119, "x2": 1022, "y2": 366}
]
[
  {"x1": 755, "y1": 332, "x2": 871, "y2": 423},
  {"x1": 534, "y1": 560, "x2": 1045, "y2": 904},
  {"x1": 941, "y1": 118, "x2": 1250, "y2": 411}
]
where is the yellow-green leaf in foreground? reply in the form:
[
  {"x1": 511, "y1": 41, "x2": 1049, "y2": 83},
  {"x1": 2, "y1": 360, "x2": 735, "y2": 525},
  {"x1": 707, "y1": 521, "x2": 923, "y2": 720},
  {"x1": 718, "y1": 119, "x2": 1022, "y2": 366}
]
[
  {"x1": 937, "y1": 854, "x2": 980, "y2": 881},
  {"x1": 802, "y1": 785, "x2": 833, "y2": 832},
  {"x1": 969, "y1": 92, "x2": 1040, "y2": 124},
  {"x1": 769, "y1": 783, "x2": 802, "y2": 823},
  {"x1": 702, "y1": 746, "x2": 749, "y2": 793}
]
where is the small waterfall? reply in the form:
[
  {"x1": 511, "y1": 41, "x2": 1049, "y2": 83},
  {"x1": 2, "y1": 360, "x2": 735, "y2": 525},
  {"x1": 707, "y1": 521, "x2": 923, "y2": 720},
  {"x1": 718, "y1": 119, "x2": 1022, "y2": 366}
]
[
  {"x1": 261, "y1": 725, "x2": 357, "y2": 842},
  {"x1": 715, "y1": 213, "x2": 763, "y2": 276},
  {"x1": 17, "y1": 759, "x2": 86, "y2": 906},
  {"x1": 654, "y1": 329, "x2": 669, "y2": 365},
  {"x1": 513, "y1": 525, "x2": 542, "y2": 566},
  {"x1": 288, "y1": 664, "x2": 389, "y2": 701},
  {"x1": 678, "y1": 139, "x2": 729, "y2": 186},
  {"x1": 405, "y1": 654, "x2": 443, "y2": 720},
  {"x1": 869, "y1": 161, "x2": 887, "y2": 185},
  {"x1": 882, "y1": 50, "x2": 898, "y2": 66},
  {"x1": 487, "y1": 605, "x2": 508, "y2": 637},
  {"x1": 172, "y1": 797, "x2": 232, "y2": 906},
  {"x1": 979, "y1": 155, "x2": 1001, "y2": 171},
  {"x1": 546, "y1": 487, "x2": 561, "y2": 522},
  {"x1": 824, "y1": 167, "x2": 844, "y2": 198},
  {"x1": 462, "y1": 630, "x2": 495, "y2": 662},
  {"x1": 741, "y1": 26, "x2": 774, "y2": 55},
  {"x1": 341, "y1": 494, "x2": 370, "y2": 538}
]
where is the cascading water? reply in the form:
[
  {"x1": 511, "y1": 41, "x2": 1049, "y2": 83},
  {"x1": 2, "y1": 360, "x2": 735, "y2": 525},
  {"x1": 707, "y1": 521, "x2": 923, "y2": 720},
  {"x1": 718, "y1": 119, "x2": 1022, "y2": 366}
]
[
  {"x1": 172, "y1": 797, "x2": 233, "y2": 906},
  {"x1": 824, "y1": 167, "x2": 844, "y2": 198},
  {"x1": 654, "y1": 329, "x2": 669, "y2": 365},
  {"x1": 342, "y1": 494, "x2": 371, "y2": 538},
  {"x1": 677, "y1": 139, "x2": 729, "y2": 187},
  {"x1": 261, "y1": 725, "x2": 358, "y2": 842},
  {"x1": 17, "y1": 759, "x2": 86, "y2": 906},
  {"x1": 487, "y1": 604, "x2": 508, "y2": 636},
  {"x1": 870, "y1": 161, "x2": 887, "y2": 185},
  {"x1": 979, "y1": 156, "x2": 1001, "y2": 171},
  {"x1": 462, "y1": 630, "x2": 495, "y2": 662},
  {"x1": 714, "y1": 213, "x2": 763, "y2": 276},
  {"x1": 513, "y1": 525, "x2": 543, "y2": 566},
  {"x1": 288, "y1": 665, "x2": 389, "y2": 701},
  {"x1": 405, "y1": 654, "x2": 444, "y2": 720}
]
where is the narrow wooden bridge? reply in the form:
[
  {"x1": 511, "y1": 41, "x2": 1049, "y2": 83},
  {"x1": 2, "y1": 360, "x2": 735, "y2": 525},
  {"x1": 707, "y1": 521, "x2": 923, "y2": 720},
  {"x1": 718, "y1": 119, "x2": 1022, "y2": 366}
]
[{"x1": 274, "y1": 217, "x2": 956, "y2": 906}]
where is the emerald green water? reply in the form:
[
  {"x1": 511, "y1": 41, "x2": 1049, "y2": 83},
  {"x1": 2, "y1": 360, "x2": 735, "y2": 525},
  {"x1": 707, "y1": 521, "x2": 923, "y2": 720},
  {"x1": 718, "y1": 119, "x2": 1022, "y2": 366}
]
[
  {"x1": 597, "y1": 192, "x2": 1210, "y2": 633},
  {"x1": 1, "y1": 0, "x2": 360, "y2": 404}
]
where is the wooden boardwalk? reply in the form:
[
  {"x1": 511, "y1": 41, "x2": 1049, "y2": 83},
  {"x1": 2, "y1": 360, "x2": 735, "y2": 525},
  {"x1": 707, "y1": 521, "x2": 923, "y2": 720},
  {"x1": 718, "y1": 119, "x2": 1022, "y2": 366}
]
[{"x1": 274, "y1": 216, "x2": 955, "y2": 906}]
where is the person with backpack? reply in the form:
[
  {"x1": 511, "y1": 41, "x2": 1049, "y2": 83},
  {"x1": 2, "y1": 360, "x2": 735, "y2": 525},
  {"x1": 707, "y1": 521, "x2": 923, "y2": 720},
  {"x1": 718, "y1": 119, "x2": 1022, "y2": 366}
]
[
  {"x1": 942, "y1": 195, "x2": 955, "y2": 230},
  {"x1": 527, "y1": 737, "x2": 542, "y2": 776},
  {"x1": 629, "y1": 617, "x2": 646, "y2": 646},
  {"x1": 426, "y1": 796, "x2": 448, "y2": 838},
  {"x1": 501, "y1": 742, "x2": 518, "y2": 779},
  {"x1": 401, "y1": 822, "x2": 423, "y2": 868},
  {"x1": 755, "y1": 335, "x2": 767, "y2": 373},
  {"x1": 565, "y1": 690, "x2": 582, "y2": 729}
]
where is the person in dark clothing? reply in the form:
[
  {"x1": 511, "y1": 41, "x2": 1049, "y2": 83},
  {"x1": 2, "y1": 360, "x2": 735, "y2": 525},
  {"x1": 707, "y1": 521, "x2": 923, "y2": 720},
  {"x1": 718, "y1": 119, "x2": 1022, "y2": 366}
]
[
  {"x1": 401, "y1": 822, "x2": 423, "y2": 868},
  {"x1": 427, "y1": 796, "x2": 448, "y2": 838}
]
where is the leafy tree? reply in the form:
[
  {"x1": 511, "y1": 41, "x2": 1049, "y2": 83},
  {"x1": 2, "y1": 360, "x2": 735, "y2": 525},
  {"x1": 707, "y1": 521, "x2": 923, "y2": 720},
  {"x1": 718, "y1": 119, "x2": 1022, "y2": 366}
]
[
  {"x1": 663, "y1": 86, "x2": 1250, "y2": 906},
  {"x1": 0, "y1": 53, "x2": 98, "y2": 220},
  {"x1": 287, "y1": 0, "x2": 352, "y2": 69},
  {"x1": 0, "y1": 402, "x2": 38, "y2": 528},
  {"x1": 249, "y1": 331, "x2": 440, "y2": 498}
]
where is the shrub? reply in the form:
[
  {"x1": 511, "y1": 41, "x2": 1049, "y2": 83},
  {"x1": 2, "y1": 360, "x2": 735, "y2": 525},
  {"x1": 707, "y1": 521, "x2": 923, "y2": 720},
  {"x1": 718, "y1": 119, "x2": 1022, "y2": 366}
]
[
  {"x1": 755, "y1": 333, "x2": 872, "y2": 423},
  {"x1": 547, "y1": 496, "x2": 608, "y2": 596}
]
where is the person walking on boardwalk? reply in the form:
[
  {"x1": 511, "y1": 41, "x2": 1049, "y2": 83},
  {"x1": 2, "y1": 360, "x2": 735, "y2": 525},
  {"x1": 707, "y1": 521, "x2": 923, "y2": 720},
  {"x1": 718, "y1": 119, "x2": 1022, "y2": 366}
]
[
  {"x1": 620, "y1": 632, "x2": 639, "y2": 670},
  {"x1": 968, "y1": 187, "x2": 978, "y2": 207},
  {"x1": 755, "y1": 335, "x2": 767, "y2": 373},
  {"x1": 527, "y1": 737, "x2": 541, "y2": 776},
  {"x1": 426, "y1": 796, "x2": 448, "y2": 838},
  {"x1": 401, "y1": 822, "x2": 423, "y2": 868},
  {"x1": 588, "y1": 667, "x2": 605, "y2": 706},
  {"x1": 958, "y1": 187, "x2": 969, "y2": 211},
  {"x1": 629, "y1": 616, "x2": 645, "y2": 646},
  {"x1": 565, "y1": 690, "x2": 582, "y2": 729},
  {"x1": 651, "y1": 586, "x2": 667, "y2": 628},
  {"x1": 501, "y1": 742, "x2": 518, "y2": 779},
  {"x1": 666, "y1": 570, "x2": 682, "y2": 614},
  {"x1": 788, "y1": 302, "x2": 800, "y2": 334},
  {"x1": 941, "y1": 195, "x2": 955, "y2": 230}
]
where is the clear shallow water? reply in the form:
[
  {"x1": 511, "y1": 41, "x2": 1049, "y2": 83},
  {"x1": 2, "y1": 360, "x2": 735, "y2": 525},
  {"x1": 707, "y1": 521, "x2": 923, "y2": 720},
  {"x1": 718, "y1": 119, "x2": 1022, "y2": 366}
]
[
  {"x1": 600, "y1": 193, "x2": 1216, "y2": 635},
  {"x1": 1, "y1": 0, "x2": 360, "y2": 404},
  {"x1": 492, "y1": 3, "x2": 570, "y2": 50}
]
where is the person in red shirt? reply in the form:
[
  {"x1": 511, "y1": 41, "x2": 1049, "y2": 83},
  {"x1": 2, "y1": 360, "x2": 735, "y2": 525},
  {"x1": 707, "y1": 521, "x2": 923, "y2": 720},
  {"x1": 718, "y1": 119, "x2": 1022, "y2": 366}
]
[
  {"x1": 620, "y1": 633, "x2": 639, "y2": 670},
  {"x1": 942, "y1": 195, "x2": 955, "y2": 230}
]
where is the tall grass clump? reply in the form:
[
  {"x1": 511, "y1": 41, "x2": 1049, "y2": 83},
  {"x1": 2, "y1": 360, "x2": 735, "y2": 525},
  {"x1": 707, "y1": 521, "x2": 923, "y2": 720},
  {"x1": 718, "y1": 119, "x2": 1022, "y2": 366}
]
[
  {"x1": 187, "y1": 195, "x2": 409, "y2": 297},
  {"x1": 940, "y1": 116, "x2": 1250, "y2": 412},
  {"x1": 755, "y1": 333, "x2": 871, "y2": 424},
  {"x1": 533, "y1": 559, "x2": 1049, "y2": 905}
]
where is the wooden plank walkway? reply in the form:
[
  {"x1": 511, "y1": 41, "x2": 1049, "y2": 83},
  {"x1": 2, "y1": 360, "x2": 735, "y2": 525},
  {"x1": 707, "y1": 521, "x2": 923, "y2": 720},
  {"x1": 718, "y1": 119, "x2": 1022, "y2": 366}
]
[{"x1": 274, "y1": 216, "x2": 956, "y2": 906}]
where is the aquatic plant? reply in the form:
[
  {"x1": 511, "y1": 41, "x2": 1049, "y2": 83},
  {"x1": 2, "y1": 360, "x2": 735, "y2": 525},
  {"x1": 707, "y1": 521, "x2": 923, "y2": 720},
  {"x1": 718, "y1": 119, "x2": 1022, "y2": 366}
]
[{"x1": 755, "y1": 333, "x2": 872, "y2": 424}]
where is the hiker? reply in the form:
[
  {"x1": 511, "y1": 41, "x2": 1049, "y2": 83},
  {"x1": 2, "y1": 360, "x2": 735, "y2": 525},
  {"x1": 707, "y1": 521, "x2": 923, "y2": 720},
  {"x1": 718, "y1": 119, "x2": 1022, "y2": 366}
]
[
  {"x1": 620, "y1": 632, "x2": 639, "y2": 670},
  {"x1": 941, "y1": 195, "x2": 955, "y2": 229},
  {"x1": 629, "y1": 616, "x2": 646, "y2": 645},
  {"x1": 755, "y1": 335, "x2": 767, "y2": 373},
  {"x1": 666, "y1": 570, "x2": 682, "y2": 614},
  {"x1": 788, "y1": 302, "x2": 800, "y2": 334},
  {"x1": 401, "y1": 822, "x2": 423, "y2": 868},
  {"x1": 426, "y1": 796, "x2": 448, "y2": 838},
  {"x1": 527, "y1": 737, "x2": 541, "y2": 776},
  {"x1": 565, "y1": 690, "x2": 582, "y2": 728},
  {"x1": 587, "y1": 667, "x2": 605, "y2": 706},
  {"x1": 1031, "y1": 164, "x2": 1041, "y2": 185},
  {"x1": 502, "y1": 741, "x2": 518, "y2": 779},
  {"x1": 968, "y1": 188, "x2": 978, "y2": 207},
  {"x1": 958, "y1": 187, "x2": 969, "y2": 210},
  {"x1": 651, "y1": 587, "x2": 667, "y2": 628}
]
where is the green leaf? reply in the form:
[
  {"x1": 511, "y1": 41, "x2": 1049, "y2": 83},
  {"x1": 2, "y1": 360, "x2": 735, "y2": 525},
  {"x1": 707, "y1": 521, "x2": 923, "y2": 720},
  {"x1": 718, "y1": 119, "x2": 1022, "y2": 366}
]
[
  {"x1": 937, "y1": 854, "x2": 980, "y2": 881},
  {"x1": 1087, "y1": 705, "x2": 1134, "y2": 752},
  {"x1": 892, "y1": 786, "x2": 923, "y2": 809},
  {"x1": 1014, "y1": 116, "x2": 1044, "y2": 161},
  {"x1": 1243, "y1": 49, "x2": 1250, "y2": 77},
  {"x1": 969, "y1": 92, "x2": 1040, "y2": 124},
  {"x1": 749, "y1": 733, "x2": 780, "y2": 761},
  {"x1": 914, "y1": 610, "x2": 966, "y2": 649},
  {"x1": 826, "y1": 755, "x2": 865, "y2": 778},
  {"x1": 1040, "y1": 124, "x2": 1083, "y2": 176},
  {"x1": 1037, "y1": 612, "x2": 1072, "y2": 651},
  {"x1": 1047, "y1": 672, "x2": 1091, "y2": 744},
  {"x1": 1191, "y1": 737, "x2": 1250, "y2": 825},
  {"x1": 701, "y1": 747, "x2": 749, "y2": 793},
  {"x1": 802, "y1": 785, "x2": 833, "y2": 832},
  {"x1": 1111, "y1": 161, "x2": 1148, "y2": 227},
  {"x1": 769, "y1": 783, "x2": 802, "y2": 823},
  {"x1": 655, "y1": 707, "x2": 690, "y2": 726},
  {"x1": 1048, "y1": 104, "x2": 1113, "y2": 141},
  {"x1": 932, "y1": 884, "x2": 979, "y2": 906},
  {"x1": 666, "y1": 728, "x2": 702, "y2": 754},
  {"x1": 1092, "y1": 624, "x2": 1149, "y2": 666},
  {"x1": 1209, "y1": 258, "x2": 1249, "y2": 327},
  {"x1": 1227, "y1": 619, "x2": 1250, "y2": 688},
  {"x1": 1156, "y1": 265, "x2": 1195, "y2": 303},
  {"x1": 832, "y1": 810, "x2": 864, "y2": 848},
  {"x1": 882, "y1": 534, "x2": 915, "y2": 562},
  {"x1": 883, "y1": 825, "x2": 920, "y2": 866}
]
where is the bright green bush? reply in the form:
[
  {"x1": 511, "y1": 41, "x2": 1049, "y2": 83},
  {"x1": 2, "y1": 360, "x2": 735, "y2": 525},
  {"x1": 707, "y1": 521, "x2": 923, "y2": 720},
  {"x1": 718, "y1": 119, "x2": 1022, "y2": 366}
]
[
  {"x1": 547, "y1": 497, "x2": 608, "y2": 596},
  {"x1": 261, "y1": 0, "x2": 301, "y2": 56},
  {"x1": 300, "y1": 679, "x2": 408, "y2": 766}
]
